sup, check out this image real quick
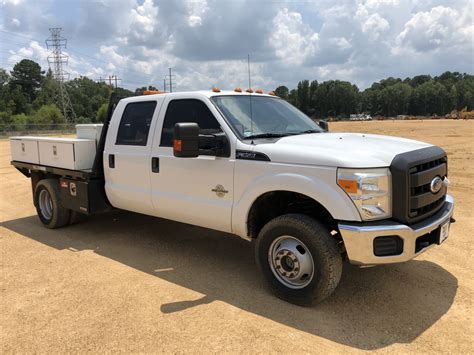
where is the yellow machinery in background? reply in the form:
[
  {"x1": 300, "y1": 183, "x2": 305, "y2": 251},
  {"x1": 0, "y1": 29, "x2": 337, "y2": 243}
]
[{"x1": 447, "y1": 107, "x2": 474, "y2": 119}]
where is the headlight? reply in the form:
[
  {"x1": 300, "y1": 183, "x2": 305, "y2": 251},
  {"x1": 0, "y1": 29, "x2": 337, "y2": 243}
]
[{"x1": 337, "y1": 168, "x2": 392, "y2": 221}]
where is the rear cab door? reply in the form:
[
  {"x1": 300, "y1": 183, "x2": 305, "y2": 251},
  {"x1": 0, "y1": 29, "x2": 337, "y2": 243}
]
[{"x1": 104, "y1": 96, "x2": 165, "y2": 215}]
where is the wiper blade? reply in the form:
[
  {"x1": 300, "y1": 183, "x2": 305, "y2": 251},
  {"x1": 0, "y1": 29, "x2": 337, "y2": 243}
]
[
  {"x1": 293, "y1": 129, "x2": 322, "y2": 135},
  {"x1": 244, "y1": 133, "x2": 290, "y2": 139}
]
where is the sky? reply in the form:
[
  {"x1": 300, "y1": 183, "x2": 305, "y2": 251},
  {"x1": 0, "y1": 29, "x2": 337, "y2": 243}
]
[{"x1": 0, "y1": 0, "x2": 472, "y2": 92}]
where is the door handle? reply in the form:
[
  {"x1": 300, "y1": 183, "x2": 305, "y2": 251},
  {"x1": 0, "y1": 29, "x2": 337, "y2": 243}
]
[
  {"x1": 151, "y1": 157, "x2": 159, "y2": 173},
  {"x1": 109, "y1": 154, "x2": 115, "y2": 168}
]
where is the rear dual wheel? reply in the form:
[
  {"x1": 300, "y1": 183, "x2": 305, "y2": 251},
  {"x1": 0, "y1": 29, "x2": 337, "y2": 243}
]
[{"x1": 34, "y1": 179, "x2": 71, "y2": 229}]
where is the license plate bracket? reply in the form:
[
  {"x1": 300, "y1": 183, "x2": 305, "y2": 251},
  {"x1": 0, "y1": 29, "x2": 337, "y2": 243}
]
[{"x1": 438, "y1": 220, "x2": 450, "y2": 245}]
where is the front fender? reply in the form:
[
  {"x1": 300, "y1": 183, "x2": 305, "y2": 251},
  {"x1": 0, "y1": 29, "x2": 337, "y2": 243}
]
[{"x1": 231, "y1": 168, "x2": 361, "y2": 238}]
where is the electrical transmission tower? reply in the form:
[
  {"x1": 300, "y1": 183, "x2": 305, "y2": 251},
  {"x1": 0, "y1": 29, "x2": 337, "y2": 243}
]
[
  {"x1": 164, "y1": 67, "x2": 176, "y2": 92},
  {"x1": 45, "y1": 28, "x2": 76, "y2": 122}
]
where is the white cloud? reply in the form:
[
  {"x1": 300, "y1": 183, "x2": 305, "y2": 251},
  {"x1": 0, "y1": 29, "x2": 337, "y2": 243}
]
[
  {"x1": 270, "y1": 8, "x2": 319, "y2": 65},
  {"x1": 0, "y1": 0, "x2": 472, "y2": 92},
  {"x1": 396, "y1": 6, "x2": 473, "y2": 52},
  {"x1": 362, "y1": 13, "x2": 390, "y2": 40}
]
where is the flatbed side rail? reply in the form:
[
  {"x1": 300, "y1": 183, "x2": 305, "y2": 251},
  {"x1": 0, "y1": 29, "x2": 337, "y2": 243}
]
[{"x1": 11, "y1": 160, "x2": 102, "y2": 180}]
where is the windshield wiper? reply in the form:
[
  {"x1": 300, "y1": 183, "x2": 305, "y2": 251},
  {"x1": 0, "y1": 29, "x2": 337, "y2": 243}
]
[
  {"x1": 244, "y1": 133, "x2": 291, "y2": 140},
  {"x1": 291, "y1": 129, "x2": 322, "y2": 135}
]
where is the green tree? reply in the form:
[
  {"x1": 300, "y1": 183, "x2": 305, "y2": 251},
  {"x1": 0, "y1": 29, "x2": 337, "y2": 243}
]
[
  {"x1": 34, "y1": 104, "x2": 65, "y2": 124},
  {"x1": 10, "y1": 59, "x2": 44, "y2": 102},
  {"x1": 296, "y1": 80, "x2": 311, "y2": 115},
  {"x1": 33, "y1": 69, "x2": 56, "y2": 109},
  {"x1": 449, "y1": 85, "x2": 458, "y2": 111},
  {"x1": 274, "y1": 85, "x2": 289, "y2": 100},
  {"x1": 96, "y1": 103, "x2": 108, "y2": 122},
  {"x1": 380, "y1": 82, "x2": 412, "y2": 116}
]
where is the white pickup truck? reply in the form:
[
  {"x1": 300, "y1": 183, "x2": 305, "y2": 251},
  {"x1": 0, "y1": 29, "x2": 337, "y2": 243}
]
[{"x1": 10, "y1": 90, "x2": 455, "y2": 305}]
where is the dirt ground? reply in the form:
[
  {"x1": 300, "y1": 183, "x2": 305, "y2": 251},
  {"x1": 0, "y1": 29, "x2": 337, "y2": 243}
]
[{"x1": 1, "y1": 120, "x2": 473, "y2": 353}]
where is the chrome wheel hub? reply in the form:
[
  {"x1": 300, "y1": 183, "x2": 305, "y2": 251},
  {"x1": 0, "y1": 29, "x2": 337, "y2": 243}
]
[
  {"x1": 268, "y1": 236, "x2": 315, "y2": 289},
  {"x1": 39, "y1": 189, "x2": 53, "y2": 221}
]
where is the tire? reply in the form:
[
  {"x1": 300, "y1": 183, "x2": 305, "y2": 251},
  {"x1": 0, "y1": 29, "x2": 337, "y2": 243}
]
[
  {"x1": 255, "y1": 214, "x2": 342, "y2": 306},
  {"x1": 34, "y1": 179, "x2": 71, "y2": 229}
]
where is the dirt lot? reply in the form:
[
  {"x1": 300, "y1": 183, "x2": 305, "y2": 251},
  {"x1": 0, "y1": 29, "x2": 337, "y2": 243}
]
[{"x1": 1, "y1": 120, "x2": 473, "y2": 353}]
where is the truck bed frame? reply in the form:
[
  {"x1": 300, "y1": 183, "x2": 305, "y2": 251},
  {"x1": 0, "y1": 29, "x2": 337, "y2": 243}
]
[{"x1": 10, "y1": 93, "x2": 121, "y2": 216}]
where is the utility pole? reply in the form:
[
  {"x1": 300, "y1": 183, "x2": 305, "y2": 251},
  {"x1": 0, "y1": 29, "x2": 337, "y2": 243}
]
[
  {"x1": 102, "y1": 75, "x2": 121, "y2": 89},
  {"x1": 165, "y1": 67, "x2": 175, "y2": 92},
  {"x1": 45, "y1": 28, "x2": 76, "y2": 122},
  {"x1": 112, "y1": 75, "x2": 121, "y2": 89}
]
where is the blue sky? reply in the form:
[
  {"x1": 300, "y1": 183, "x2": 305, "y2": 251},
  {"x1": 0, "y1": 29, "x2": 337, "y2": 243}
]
[{"x1": 1, "y1": 0, "x2": 472, "y2": 92}]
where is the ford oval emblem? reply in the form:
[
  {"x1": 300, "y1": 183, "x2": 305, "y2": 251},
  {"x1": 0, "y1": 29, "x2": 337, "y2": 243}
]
[{"x1": 430, "y1": 176, "x2": 443, "y2": 194}]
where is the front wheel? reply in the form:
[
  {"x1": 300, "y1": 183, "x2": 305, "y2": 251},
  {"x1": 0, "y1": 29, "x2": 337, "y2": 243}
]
[{"x1": 255, "y1": 214, "x2": 342, "y2": 306}]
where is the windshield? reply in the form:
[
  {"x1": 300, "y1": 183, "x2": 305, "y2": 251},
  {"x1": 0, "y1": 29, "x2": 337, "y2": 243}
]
[{"x1": 211, "y1": 95, "x2": 322, "y2": 139}]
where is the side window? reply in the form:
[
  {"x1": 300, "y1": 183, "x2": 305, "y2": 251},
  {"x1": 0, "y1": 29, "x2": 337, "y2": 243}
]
[
  {"x1": 160, "y1": 99, "x2": 221, "y2": 147},
  {"x1": 116, "y1": 101, "x2": 157, "y2": 146}
]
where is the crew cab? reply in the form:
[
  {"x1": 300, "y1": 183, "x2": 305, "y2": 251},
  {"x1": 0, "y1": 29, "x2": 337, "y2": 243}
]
[{"x1": 10, "y1": 90, "x2": 455, "y2": 305}]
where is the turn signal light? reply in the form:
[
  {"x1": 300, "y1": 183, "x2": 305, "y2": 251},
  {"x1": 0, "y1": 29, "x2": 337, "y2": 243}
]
[
  {"x1": 234, "y1": 87, "x2": 242, "y2": 92},
  {"x1": 337, "y1": 179, "x2": 358, "y2": 194},
  {"x1": 212, "y1": 87, "x2": 221, "y2": 92},
  {"x1": 173, "y1": 139, "x2": 182, "y2": 152}
]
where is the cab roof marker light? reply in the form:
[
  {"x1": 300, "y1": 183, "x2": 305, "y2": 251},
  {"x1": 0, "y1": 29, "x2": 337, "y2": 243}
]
[
  {"x1": 144, "y1": 90, "x2": 164, "y2": 95},
  {"x1": 212, "y1": 87, "x2": 221, "y2": 93},
  {"x1": 255, "y1": 89, "x2": 263, "y2": 94},
  {"x1": 234, "y1": 87, "x2": 242, "y2": 92},
  {"x1": 246, "y1": 88, "x2": 253, "y2": 93},
  {"x1": 268, "y1": 91, "x2": 276, "y2": 96}
]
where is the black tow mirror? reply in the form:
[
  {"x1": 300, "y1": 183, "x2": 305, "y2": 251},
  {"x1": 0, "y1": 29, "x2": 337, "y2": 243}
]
[
  {"x1": 173, "y1": 122, "x2": 199, "y2": 158},
  {"x1": 318, "y1": 120, "x2": 329, "y2": 132},
  {"x1": 173, "y1": 122, "x2": 230, "y2": 158}
]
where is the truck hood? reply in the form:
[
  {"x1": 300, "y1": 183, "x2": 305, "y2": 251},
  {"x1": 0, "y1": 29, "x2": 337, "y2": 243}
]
[{"x1": 255, "y1": 133, "x2": 432, "y2": 168}]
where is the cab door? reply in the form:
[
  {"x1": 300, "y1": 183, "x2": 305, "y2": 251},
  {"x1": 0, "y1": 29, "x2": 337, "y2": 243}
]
[
  {"x1": 149, "y1": 97, "x2": 235, "y2": 233},
  {"x1": 104, "y1": 99, "x2": 163, "y2": 215}
]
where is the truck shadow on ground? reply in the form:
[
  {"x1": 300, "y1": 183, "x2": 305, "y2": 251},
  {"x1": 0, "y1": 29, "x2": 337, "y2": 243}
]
[{"x1": 2, "y1": 211, "x2": 458, "y2": 350}]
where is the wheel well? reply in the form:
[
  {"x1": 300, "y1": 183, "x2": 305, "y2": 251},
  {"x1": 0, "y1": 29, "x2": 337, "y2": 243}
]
[{"x1": 247, "y1": 191, "x2": 337, "y2": 239}]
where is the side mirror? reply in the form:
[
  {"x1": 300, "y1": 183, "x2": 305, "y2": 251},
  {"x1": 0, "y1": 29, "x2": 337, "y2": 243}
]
[
  {"x1": 318, "y1": 120, "x2": 329, "y2": 132},
  {"x1": 173, "y1": 122, "x2": 231, "y2": 158},
  {"x1": 173, "y1": 122, "x2": 199, "y2": 158}
]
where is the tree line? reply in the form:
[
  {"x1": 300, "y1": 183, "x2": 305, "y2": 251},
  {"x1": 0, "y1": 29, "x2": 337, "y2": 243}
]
[
  {"x1": 275, "y1": 72, "x2": 473, "y2": 118},
  {"x1": 1, "y1": 59, "x2": 473, "y2": 128},
  {"x1": 0, "y1": 59, "x2": 155, "y2": 128}
]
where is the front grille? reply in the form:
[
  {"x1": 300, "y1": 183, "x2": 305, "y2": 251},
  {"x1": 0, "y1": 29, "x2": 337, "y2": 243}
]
[{"x1": 391, "y1": 146, "x2": 448, "y2": 224}]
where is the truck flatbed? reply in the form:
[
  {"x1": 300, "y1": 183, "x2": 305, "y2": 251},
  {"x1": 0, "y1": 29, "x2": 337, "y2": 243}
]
[{"x1": 11, "y1": 160, "x2": 102, "y2": 180}]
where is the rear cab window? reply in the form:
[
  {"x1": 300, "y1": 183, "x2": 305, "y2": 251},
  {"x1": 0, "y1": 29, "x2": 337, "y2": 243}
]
[{"x1": 116, "y1": 101, "x2": 157, "y2": 146}]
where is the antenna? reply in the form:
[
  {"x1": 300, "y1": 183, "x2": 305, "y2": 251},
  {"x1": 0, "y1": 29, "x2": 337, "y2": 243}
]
[{"x1": 248, "y1": 54, "x2": 254, "y2": 138}]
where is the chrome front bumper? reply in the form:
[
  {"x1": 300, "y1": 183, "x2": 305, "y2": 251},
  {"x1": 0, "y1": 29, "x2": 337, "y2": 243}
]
[{"x1": 338, "y1": 195, "x2": 454, "y2": 265}]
